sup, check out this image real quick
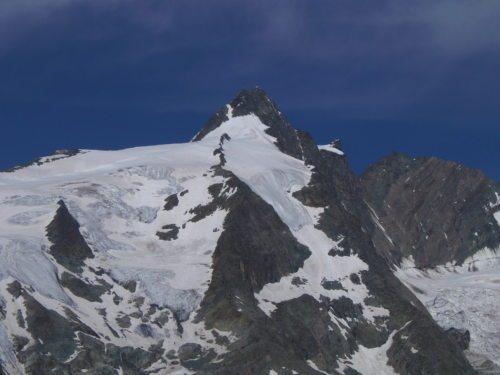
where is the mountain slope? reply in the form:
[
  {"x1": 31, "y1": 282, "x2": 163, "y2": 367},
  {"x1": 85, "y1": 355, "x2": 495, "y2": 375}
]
[
  {"x1": 360, "y1": 152, "x2": 500, "y2": 372},
  {"x1": 360, "y1": 152, "x2": 500, "y2": 268},
  {"x1": 0, "y1": 89, "x2": 476, "y2": 374}
]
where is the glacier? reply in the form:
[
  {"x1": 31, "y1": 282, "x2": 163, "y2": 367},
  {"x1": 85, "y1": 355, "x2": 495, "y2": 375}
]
[{"x1": 0, "y1": 92, "x2": 487, "y2": 374}]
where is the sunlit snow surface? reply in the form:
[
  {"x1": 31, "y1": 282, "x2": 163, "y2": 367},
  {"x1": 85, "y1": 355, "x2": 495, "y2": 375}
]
[
  {"x1": 0, "y1": 142, "x2": 228, "y2": 308},
  {"x1": 0, "y1": 111, "x2": 393, "y2": 373},
  {"x1": 318, "y1": 144, "x2": 345, "y2": 156},
  {"x1": 396, "y1": 248, "x2": 500, "y2": 369},
  {"x1": 0, "y1": 134, "x2": 235, "y2": 372}
]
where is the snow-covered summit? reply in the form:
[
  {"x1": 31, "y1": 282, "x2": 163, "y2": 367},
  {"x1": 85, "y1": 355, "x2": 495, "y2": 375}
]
[
  {"x1": 193, "y1": 88, "x2": 307, "y2": 161},
  {"x1": 0, "y1": 89, "x2": 484, "y2": 375}
]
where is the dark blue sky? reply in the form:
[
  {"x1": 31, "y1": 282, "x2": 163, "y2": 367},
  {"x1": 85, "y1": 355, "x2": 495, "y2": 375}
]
[{"x1": 1, "y1": 1, "x2": 499, "y2": 179}]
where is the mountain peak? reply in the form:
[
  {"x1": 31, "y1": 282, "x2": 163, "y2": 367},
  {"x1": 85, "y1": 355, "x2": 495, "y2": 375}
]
[
  {"x1": 192, "y1": 87, "x2": 277, "y2": 142},
  {"x1": 193, "y1": 87, "x2": 304, "y2": 159},
  {"x1": 229, "y1": 86, "x2": 277, "y2": 114}
]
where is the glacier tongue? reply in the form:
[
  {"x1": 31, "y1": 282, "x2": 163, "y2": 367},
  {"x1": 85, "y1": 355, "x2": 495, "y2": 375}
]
[
  {"x1": 396, "y1": 249, "x2": 500, "y2": 369},
  {"x1": 210, "y1": 113, "x2": 314, "y2": 231},
  {"x1": 0, "y1": 133, "x2": 235, "y2": 372},
  {"x1": 0, "y1": 237, "x2": 70, "y2": 303}
]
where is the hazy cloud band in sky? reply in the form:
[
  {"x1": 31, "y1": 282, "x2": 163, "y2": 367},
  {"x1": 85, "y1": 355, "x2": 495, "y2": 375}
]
[{"x1": 0, "y1": 0, "x2": 499, "y2": 179}]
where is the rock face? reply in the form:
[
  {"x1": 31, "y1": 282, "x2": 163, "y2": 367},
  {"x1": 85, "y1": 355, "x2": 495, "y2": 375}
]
[
  {"x1": 446, "y1": 328, "x2": 471, "y2": 351},
  {"x1": 360, "y1": 152, "x2": 500, "y2": 268},
  {"x1": 0, "y1": 88, "x2": 482, "y2": 374},
  {"x1": 46, "y1": 200, "x2": 95, "y2": 273},
  {"x1": 360, "y1": 152, "x2": 500, "y2": 373}
]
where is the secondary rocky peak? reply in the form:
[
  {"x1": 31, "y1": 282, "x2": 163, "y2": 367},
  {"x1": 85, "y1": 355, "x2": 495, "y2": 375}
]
[
  {"x1": 193, "y1": 87, "x2": 305, "y2": 160},
  {"x1": 361, "y1": 154, "x2": 500, "y2": 267}
]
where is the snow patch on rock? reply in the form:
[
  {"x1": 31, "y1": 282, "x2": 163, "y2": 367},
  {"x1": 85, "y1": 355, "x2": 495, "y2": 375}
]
[
  {"x1": 318, "y1": 144, "x2": 344, "y2": 155},
  {"x1": 203, "y1": 114, "x2": 389, "y2": 324}
]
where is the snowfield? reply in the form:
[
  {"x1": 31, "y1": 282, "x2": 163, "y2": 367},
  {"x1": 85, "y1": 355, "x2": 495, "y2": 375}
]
[
  {"x1": 0, "y1": 105, "x2": 484, "y2": 374},
  {"x1": 396, "y1": 248, "x2": 500, "y2": 369},
  {"x1": 0, "y1": 132, "x2": 236, "y2": 372}
]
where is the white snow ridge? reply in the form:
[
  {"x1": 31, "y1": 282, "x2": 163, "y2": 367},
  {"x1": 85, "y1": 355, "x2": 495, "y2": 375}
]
[{"x1": 0, "y1": 98, "x2": 489, "y2": 374}]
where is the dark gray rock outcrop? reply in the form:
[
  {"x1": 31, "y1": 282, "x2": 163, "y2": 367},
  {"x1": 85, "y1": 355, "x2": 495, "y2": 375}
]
[
  {"x1": 46, "y1": 200, "x2": 95, "y2": 273},
  {"x1": 446, "y1": 328, "x2": 471, "y2": 350},
  {"x1": 360, "y1": 153, "x2": 500, "y2": 267}
]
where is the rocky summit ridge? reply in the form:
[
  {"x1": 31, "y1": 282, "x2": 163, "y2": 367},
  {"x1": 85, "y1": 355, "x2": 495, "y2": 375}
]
[{"x1": 0, "y1": 88, "x2": 498, "y2": 374}]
